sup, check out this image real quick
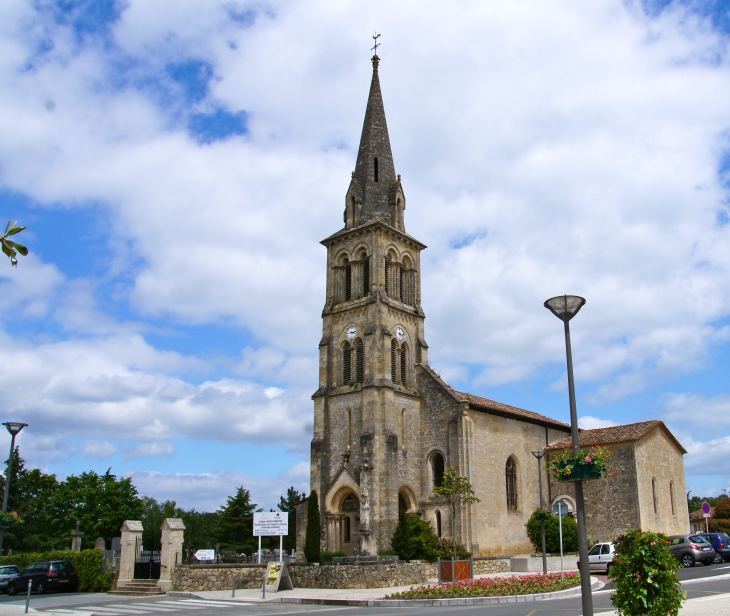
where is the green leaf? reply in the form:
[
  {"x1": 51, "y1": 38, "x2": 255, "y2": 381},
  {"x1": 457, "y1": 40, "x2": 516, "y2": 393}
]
[
  {"x1": 5, "y1": 225, "x2": 26, "y2": 236},
  {"x1": 9, "y1": 242, "x2": 28, "y2": 255},
  {"x1": 1, "y1": 242, "x2": 12, "y2": 257}
]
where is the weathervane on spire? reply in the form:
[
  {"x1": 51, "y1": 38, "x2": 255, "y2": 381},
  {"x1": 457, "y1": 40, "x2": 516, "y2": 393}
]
[{"x1": 371, "y1": 32, "x2": 381, "y2": 55}]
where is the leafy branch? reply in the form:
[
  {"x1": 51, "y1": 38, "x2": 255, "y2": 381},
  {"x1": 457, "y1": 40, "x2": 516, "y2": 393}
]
[{"x1": 1, "y1": 222, "x2": 28, "y2": 267}]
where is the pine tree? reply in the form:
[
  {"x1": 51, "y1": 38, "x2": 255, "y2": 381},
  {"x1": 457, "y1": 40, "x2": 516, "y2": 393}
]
[
  {"x1": 304, "y1": 490, "x2": 321, "y2": 564},
  {"x1": 278, "y1": 486, "x2": 306, "y2": 551},
  {"x1": 215, "y1": 487, "x2": 259, "y2": 552}
]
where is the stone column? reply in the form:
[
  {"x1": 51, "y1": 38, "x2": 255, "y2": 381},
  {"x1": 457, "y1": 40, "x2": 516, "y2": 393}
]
[
  {"x1": 70, "y1": 521, "x2": 84, "y2": 551},
  {"x1": 158, "y1": 518, "x2": 185, "y2": 592},
  {"x1": 117, "y1": 520, "x2": 143, "y2": 589}
]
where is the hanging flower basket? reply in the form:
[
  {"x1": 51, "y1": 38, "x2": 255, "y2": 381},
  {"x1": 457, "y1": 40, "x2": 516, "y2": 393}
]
[
  {"x1": 0, "y1": 511, "x2": 22, "y2": 527},
  {"x1": 547, "y1": 446, "x2": 616, "y2": 483}
]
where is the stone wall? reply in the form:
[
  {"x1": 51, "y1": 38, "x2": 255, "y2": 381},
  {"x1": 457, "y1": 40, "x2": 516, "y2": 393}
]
[
  {"x1": 171, "y1": 561, "x2": 436, "y2": 592},
  {"x1": 473, "y1": 557, "x2": 511, "y2": 574}
]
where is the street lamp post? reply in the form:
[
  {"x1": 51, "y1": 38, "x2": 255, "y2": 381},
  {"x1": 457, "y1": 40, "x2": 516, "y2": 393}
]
[
  {"x1": 531, "y1": 449, "x2": 547, "y2": 575},
  {"x1": 0, "y1": 422, "x2": 28, "y2": 554},
  {"x1": 544, "y1": 294, "x2": 592, "y2": 616}
]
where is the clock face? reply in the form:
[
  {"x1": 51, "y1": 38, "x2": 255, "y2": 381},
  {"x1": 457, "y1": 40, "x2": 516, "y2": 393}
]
[
  {"x1": 395, "y1": 326, "x2": 405, "y2": 341},
  {"x1": 347, "y1": 326, "x2": 357, "y2": 340}
]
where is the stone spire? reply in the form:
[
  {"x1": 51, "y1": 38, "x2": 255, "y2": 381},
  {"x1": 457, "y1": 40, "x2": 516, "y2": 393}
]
[{"x1": 350, "y1": 54, "x2": 399, "y2": 227}]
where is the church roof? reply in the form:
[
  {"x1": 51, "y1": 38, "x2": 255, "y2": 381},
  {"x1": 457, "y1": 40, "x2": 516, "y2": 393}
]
[
  {"x1": 544, "y1": 420, "x2": 687, "y2": 454},
  {"x1": 418, "y1": 364, "x2": 570, "y2": 430}
]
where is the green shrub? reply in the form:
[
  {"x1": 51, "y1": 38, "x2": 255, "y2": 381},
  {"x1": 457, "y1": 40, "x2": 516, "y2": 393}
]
[
  {"x1": 303, "y1": 490, "x2": 321, "y2": 564},
  {"x1": 319, "y1": 550, "x2": 346, "y2": 565},
  {"x1": 610, "y1": 529, "x2": 684, "y2": 616},
  {"x1": 436, "y1": 538, "x2": 470, "y2": 559},
  {"x1": 525, "y1": 509, "x2": 578, "y2": 553},
  {"x1": 390, "y1": 514, "x2": 441, "y2": 561},
  {"x1": 0, "y1": 549, "x2": 113, "y2": 592}
]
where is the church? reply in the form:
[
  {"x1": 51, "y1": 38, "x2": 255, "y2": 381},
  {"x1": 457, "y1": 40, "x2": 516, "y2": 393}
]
[{"x1": 300, "y1": 54, "x2": 690, "y2": 558}]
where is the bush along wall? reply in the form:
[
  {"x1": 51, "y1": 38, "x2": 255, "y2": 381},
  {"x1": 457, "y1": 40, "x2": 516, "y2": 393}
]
[{"x1": 0, "y1": 548, "x2": 113, "y2": 592}]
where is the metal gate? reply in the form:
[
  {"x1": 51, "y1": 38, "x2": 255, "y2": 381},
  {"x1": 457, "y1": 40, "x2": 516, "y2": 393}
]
[{"x1": 133, "y1": 536, "x2": 161, "y2": 580}]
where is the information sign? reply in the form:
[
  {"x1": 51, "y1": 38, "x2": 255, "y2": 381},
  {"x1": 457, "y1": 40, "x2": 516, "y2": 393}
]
[
  {"x1": 254, "y1": 512, "x2": 288, "y2": 537},
  {"x1": 194, "y1": 549, "x2": 215, "y2": 561},
  {"x1": 264, "y1": 561, "x2": 293, "y2": 592}
]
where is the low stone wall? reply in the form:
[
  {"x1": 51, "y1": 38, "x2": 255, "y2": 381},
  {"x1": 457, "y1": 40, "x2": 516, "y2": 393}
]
[
  {"x1": 510, "y1": 555, "x2": 579, "y2": 573},
  {"x1": 172, "y1": 564, "x2": 266, "y2": 592},
  {"x1": 473, "y1": 557, "x2": 511, "y2": 574},
  {"x1": 171, "y1": 561, "x2": 437, "y2": 591}
]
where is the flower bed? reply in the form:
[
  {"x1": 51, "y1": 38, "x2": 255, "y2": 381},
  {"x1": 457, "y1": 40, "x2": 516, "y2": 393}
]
[{"x1": 385, "y1": 571, "x2": 580, "y2": 599}]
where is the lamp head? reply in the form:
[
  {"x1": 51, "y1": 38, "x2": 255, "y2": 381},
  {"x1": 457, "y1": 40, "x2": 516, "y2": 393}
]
[
  {"x1": 544, "y1": 295, "x2": 586, "y2": 322},
  {"x1": 531, "y1": 450, "x2": 546, "y2": 460},
  {"x1": 3, "y1": 422, "x2": 27, "y2": 437}
]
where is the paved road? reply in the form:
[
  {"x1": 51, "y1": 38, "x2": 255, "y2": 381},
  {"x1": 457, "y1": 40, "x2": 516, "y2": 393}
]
[{"x1": 0, "y1": 562, "x2": 728, "y2": 616}]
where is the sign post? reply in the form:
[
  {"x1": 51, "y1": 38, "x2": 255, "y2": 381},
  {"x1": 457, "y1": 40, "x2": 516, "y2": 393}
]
[
  {"x1": 253, "y1": 512, "x2": 291, "y2": 591},
  {"x1": 702, "y1": 501, "x2": 712, "y2": 533},
  {"x1": 553, "y1": 500, "x2": 569, "y2": 580}
]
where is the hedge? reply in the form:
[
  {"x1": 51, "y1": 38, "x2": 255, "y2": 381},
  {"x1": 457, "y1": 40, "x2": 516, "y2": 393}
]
[{"x1": 0, "y1": 548, "x2": 113, "y2": 591}]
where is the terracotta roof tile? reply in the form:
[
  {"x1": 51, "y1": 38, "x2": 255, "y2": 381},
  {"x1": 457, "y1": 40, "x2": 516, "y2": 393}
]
[
  {"x1": 453, "y1": 390, "x2": 572, "y2": 431},
  {"x1": 544, "y1": 420, "x2": 687, "y2": 454}
]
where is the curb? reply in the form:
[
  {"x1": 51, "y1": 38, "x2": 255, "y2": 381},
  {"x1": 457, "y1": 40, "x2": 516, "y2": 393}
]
[{"x1": 170, "y1": 578, "x2": 604, "y2": 608}]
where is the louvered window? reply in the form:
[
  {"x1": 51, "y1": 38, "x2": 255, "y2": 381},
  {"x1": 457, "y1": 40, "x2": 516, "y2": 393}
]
[
  {"x1": 362, "y1": 257, "x2": 370, "y2": 296},
  {"x1": 391, "y1": 339, "x2": 397, "y2": 382},
  {"x1": 506, "y1": 457, "x2": 518, "y2": 511},
  {"x1": 384, "y1": 259, "x2": 389, "y2": 297},
  {"x1": 400, "y1": 343, "x2": 407, "y2": 386},
  {"x1": 355, "y1": 339, "x2": 364, "y2": 384},
  {"x1": 399, "y1": 267, "x2": 404, "y2": 302},
  {"x1": 345, "y1": 262, "x2": 352, "y2": 301},
  {"x1": 342, "y1": 342, "x2": 351, "y2": 384}
]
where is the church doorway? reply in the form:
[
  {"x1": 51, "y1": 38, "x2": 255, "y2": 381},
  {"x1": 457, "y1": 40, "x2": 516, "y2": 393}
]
[{"x1": 328, "y1": 490, "x2": 360, "y2": 555}]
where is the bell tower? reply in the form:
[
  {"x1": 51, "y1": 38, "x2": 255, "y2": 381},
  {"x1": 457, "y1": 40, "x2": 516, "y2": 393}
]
[{"x1": 310, "y1": 53, "x2": 429, "y2": 556}]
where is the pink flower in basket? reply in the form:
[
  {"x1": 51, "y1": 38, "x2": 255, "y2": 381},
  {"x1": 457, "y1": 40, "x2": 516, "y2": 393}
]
[{"x1": 585, "y1": 456, "x2": 592, "y2": 463}]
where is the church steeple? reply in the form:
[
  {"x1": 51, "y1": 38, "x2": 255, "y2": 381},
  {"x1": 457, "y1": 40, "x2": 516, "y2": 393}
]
[{"x1": 345, "y1": 54, "x2": 405, "y2": 231}]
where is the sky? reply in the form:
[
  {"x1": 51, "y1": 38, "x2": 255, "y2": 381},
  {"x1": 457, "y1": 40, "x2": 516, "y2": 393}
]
[{"x1": 1, "y1": 0, "x2": 730, "y2": 513}]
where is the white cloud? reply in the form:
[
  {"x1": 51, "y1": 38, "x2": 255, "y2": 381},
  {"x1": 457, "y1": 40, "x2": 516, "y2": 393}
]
[
  {"x1": 0, "y1": 0, "x2": 730, "y2": 501},
  {"x1": 663, "y1": 392, "x2": 730, "y2": 435},
  {"x1": 127, "y1": 462, "x2": 310, "y2": 511},
  {"x1": 579, "y1": 416, "x2": 618, "y2": 430},
  {"x1": 123, "y1": 441, "x2": 176, "y2": 459},
  {"x1": 80, "y1": 440, "x2": 118, "y2": 458}
]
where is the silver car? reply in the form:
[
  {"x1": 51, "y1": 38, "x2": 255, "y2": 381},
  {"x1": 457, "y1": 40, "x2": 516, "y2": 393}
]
[
  {"x1": 587, "y1": 542, "x2": 616, "y2": 573},
  {"x1": 669, "y1": 534, "x2": 716, "y2": 567},
  {"x1": 0, "y1": 565, "x2": 20, "y2": 593}
]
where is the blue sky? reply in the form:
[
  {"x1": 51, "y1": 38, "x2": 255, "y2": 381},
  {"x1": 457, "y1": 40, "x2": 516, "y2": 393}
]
[{"x1": 1, "y1": 0, "x2": 730, "y2": 511}]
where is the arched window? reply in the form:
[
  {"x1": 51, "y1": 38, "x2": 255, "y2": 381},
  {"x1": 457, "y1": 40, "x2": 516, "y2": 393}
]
[
  {"x1": 374, "y1": 157, "x2": 379, "y2": 182},
  {"x1": 347, "y1": 408, "x2": 352, "y2": 447},
  {"x1": 362, "y1": 255, "x2": 370, "y2": 296},
  {"x1": 670, "y1": 481, "x2": 676, "y2": 515},
  {"x1": 400, "y1": 343, "x2": 408, "y2": 386},
  {"x1": 344, "y1": 260, "x2": 352, "y2": 301},
  {"x1": 435, "y1": 510, "x2": 442, "y2": 537},
  {"x1": 401, "y1": 408, "x2": 406, "y2": 448},
  {"x1": 506, "y1": 457, "x2": 518, "y2": 512},
  {"x1": 342, "y1": 342, "x2": 351, "y2": 384},
  {"x1": 398, "y1": 493, "x2": 407, "y2": 515},
  {"x1": 355, "y1": 339, "x2": 364, "y2": 384},
  {"x1": 652, "y1": 478, "x2": 658, "y2": 514},
  {"x1": 391, "y1": 339, "x2": 397, "y2": 383},
  {"x1": 399, "y1": 267, "x2": 404, "y2": 302},
  {"x1": 432, "y1": 453, "x2": 445, "y2": 489}
]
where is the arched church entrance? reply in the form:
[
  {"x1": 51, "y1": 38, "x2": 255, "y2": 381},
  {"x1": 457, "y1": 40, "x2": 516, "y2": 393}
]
[{"x1": 327, "y1": 489, "x2": 360, "y2": 555}]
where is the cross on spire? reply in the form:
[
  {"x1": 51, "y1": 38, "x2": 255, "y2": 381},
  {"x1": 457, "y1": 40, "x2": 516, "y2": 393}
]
[{"x1": 371, "y1": 32, "x2": 381, "y2": 55}]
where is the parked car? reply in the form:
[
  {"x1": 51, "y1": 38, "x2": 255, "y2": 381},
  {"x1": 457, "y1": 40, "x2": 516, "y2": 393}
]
[
  {"x1": 6, "y1": 561, "x2": 78, "y2": 595},
  {"x1": 0, "y1": 565, "x2": 20, "y2": 593},
  {"x1": 668, "y1": 534, "x2": 716, "y2": 567},
  {"x1": 585, "y1": 542, "x2": 616, "y2": 573},
  {"x1": 697, "y1": 533, "x2": 730, "y2": 563}
]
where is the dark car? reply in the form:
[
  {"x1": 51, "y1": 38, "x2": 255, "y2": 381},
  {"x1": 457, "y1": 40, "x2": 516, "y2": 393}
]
[
  {"x1": 7, "y1": 561, "x2": 78, "y2": 595},
  {"x1": 698, "y1": 532, "x2": 730, "y2": 563},
  {"x1": 0, "y1": 565, "x2": 20, "y2": 593},
  {"x1": 668, "y1": 534, "x2": 716, "y2": 567}
]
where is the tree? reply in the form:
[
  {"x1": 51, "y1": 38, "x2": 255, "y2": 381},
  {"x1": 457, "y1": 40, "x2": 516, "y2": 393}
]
[
  {"x1": 215, "y1": 487, "x2": 259, "y2": 553},
  {"x1": 141, "y1": 496, "x2": 185, "y2": 550},
  {"x1": 525, "y1": 509, "x2": 579, "y2": 553},
  {"x1": 391, "y1": 513, "x2": 441, "y2": 561},
  {"x1": 278, "y1": 486, "x2": 306, "y2": 551},
  {"x1": 433, "y1": 468, "x2": 480, "y2": 558},
  {"x1": 48, "y1": 469, "x2": 144, "y2": 549},
  {"x1": 1, "y1": 221, "x2": 28, "y2": 266},
  {"x1": 303, "y1": 490, "x2": 321, "y2": 564},
  {"x1": 710, "y1": 496, "x2": 730, "y2": 534}
]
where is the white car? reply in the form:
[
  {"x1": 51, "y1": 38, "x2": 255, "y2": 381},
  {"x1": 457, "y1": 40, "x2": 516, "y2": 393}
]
[{"x1": 587, "y1": 542, "x2": 616, "y2": 573}]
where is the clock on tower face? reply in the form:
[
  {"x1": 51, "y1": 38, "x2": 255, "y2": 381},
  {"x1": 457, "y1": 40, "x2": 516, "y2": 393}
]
[
  {"x1": 347, "y1": 326, "x2": 358, "y2": 340},
  {"x1": 395, "y1": 326, "x2": 405, "y2": 341}
]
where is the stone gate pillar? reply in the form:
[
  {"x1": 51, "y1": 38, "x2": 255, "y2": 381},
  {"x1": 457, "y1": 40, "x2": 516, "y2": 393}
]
[
  {"x1": 158, "y1": 518, "x2": 185, "y2": 592},
  {"x1": 117, "y1": 520, "x2": 143, "y2": 589}
]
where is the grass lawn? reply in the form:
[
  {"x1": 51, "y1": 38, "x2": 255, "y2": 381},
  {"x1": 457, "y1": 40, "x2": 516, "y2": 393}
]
[{"x1": 385, "y1": 571, "x2": 580, "y2": 599}]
